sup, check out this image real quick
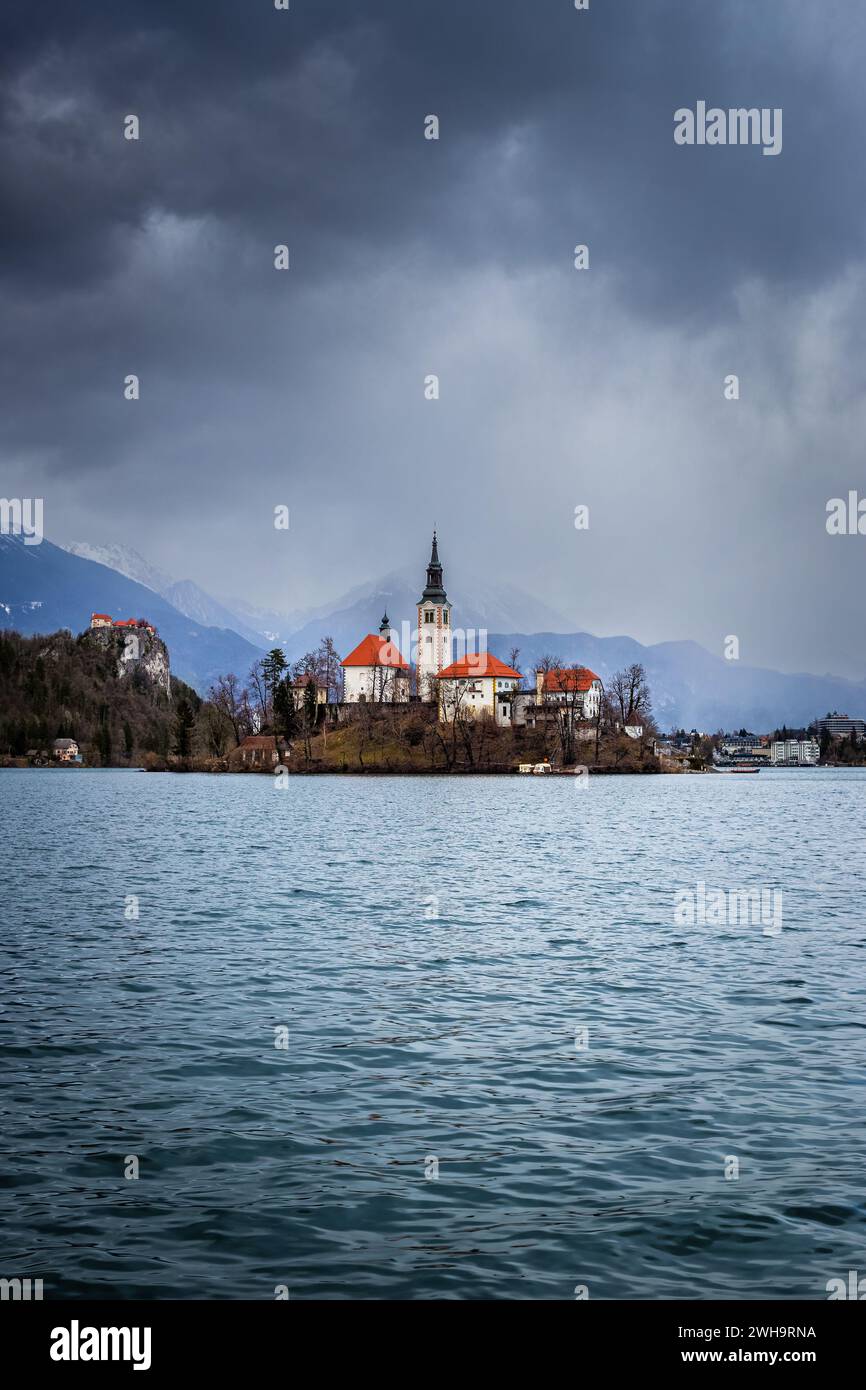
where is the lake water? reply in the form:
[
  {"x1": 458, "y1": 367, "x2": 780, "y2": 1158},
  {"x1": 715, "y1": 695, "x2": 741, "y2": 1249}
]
[{"x1": 1, "y1": 767, "x2": 864, "y2": 1300}]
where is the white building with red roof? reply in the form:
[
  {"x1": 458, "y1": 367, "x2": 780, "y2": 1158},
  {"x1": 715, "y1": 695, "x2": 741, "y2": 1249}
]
[
  {"x1": 436, "y1": 651, "x2": 522, "y2": 725},
  {"x1": 536, "y1": 667, "x2": 603, "y2": 720},
  {"x1": 90, "y1": 613, "x2": 156, "y2": 636},
  {"x1": 341, "y1": 614, "x2": 410, "y2": 703}
]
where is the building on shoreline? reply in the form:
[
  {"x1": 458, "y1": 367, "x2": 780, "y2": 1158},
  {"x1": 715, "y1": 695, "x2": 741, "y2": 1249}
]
[
  {"x1": 231, "y1": 735, "x2": 287, "y2": 767},
  {"x1": 772, "y1": 738, "x2": 820, "y2": 766},
  {"x1": 713, "y1": 733, "x2": 772, "y2": 766},
  {"x1": 813, "y1": 714, "x2": 865, "y2": 739},
  {"x1": 52, "y1": 738, "x2": 81, "y2": 763}
]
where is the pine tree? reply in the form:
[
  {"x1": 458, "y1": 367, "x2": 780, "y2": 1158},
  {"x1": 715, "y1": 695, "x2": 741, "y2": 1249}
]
[
  {"x1": 273, "y1": 676, "x2": 299, "y2": 740},
  {"x1": 304, "y1": 678, "x2": 318, "y2": 731},
  {"x1": 174, "y1": 699, "x2": 196, "y2": 760},
  {"x1": 261, "y1": 648, "x2": 288, "y2": 723},
  {"x1": 97, "y1": 707, "x2": 112, "y2": 767},
  {"x1": 300, "y1": 677, "x2": 318, "y2": 765}
]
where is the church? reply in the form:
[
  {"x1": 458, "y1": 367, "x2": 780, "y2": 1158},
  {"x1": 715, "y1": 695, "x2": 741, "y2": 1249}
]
[
  {"x1": 340, "y1": 533, "x2": 595, "y2": 727},
  {"x1": 341, "y1": 532, "x2": 456, "y2": 704}
]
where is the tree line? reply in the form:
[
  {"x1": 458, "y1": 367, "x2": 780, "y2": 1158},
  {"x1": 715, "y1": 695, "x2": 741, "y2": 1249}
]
[{"x1": 205, "y1": 637, "x2": 340, "y2": 755}]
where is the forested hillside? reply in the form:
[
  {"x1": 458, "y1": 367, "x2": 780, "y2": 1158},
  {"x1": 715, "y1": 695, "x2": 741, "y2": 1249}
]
[{"x1": 0, "y1": 630, "x2": 200, "y2": 765}]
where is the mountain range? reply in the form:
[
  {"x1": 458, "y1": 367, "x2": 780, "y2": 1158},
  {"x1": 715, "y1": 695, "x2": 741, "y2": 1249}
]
[
  {"x1": 0, "y1": 536, "x2": 261, "y2": 693},
  {"x1": 2, "y1": 534, "x2": 864, "y2": 730}
]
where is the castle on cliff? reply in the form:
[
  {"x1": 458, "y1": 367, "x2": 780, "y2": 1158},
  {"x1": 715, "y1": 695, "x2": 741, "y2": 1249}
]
[{"x1": 88, "y1": 613, "x2": 171, "y2": 695}]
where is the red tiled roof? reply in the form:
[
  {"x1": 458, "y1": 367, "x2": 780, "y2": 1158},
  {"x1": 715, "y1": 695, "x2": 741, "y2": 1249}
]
[
  {"x1": 341, "y1": 634, "x2": 409, "y2": 669},
  {"x1": 543, "y1": 667, "x2": 600, "y2": 693},
  {"x1": 91, "y1": 613, "x2": 111, "y2": 621},
  {"x1": 238, "y1": 735, "x2": 279, "y2": 748},
  {"x1": 437, "y1": 653, "x2": 521, "y2": 680}
]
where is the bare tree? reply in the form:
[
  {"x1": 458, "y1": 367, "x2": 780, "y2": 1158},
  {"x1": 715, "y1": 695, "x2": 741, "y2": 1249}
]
[
  {"x1": 318, "y1": 636, "x2": 342, "y2": 703},
  {"x1": 208, "y1": 673, "x2": 250, "y2": 747},
  {"x1": 247, "y1": 658, "x2": 270, "y2": 732},
  {"x1": 370, "y1": 659, "x2": 397, "y2": 703},
  {"x1": 437, "y1": 674, "x2": 476, "y2": 769},
  {"x1": 609, "y1": 663, "x2": 653, "y2": 729},
  {"x1": 594, "y1": 691, "x2": 617, "y2": 765},
  {"x1": 200, "y1": 703, "x2": 230, "y2": 757},
  {"x1": 533, "y1": 653, "x2": 559, "y2": 695},
  {"x1": 547, "y1": 666, "x2": 589, "y2": 766},
  {"x1": 530, "y1": 658, "x2": 592, "y2": 765}
]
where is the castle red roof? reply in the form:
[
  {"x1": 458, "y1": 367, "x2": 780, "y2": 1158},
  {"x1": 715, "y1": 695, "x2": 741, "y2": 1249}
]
[
  {"x1": 437, "y1": 653, "x2": 521, "y2": 680},
  {"x1": 341, "y1": 634, "x2": 409, "y2": 670},
  {"x1": 543, "y1": 667, "x2": 600, "y2": 693},
  {"x1": 91, "y1": 613, "x2": 111, "y2": 621}
]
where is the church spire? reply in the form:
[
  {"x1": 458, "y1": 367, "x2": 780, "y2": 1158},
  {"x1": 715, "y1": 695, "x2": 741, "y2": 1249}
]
[{"x1": 421, "y1": 529, "x2": 446, "y2": 602}]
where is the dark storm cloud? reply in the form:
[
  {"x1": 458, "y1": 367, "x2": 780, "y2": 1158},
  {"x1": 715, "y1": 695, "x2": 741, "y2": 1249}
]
[
  {"x1": 2, "y1": 1, "x2": 866, "y2": 677},
  {"x1": 0, "y1": 0, "x2": 860, "y2": 452},
  {"x1": 1, "y1": 1, "x2": 863, "y2": 307}
]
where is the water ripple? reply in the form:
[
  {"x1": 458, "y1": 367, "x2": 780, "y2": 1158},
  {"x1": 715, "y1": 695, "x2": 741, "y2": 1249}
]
[{"x1": 1, "y1": 767, "x2": 864, "y2": 1300}]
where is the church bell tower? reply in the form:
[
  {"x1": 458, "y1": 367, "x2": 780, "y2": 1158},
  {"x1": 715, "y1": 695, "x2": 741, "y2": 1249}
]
[{"x1": 416, "y1": 531, "x2": 452, "y2": 700}]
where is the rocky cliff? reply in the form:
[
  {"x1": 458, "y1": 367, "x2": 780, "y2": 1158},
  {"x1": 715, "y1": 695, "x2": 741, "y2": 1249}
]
[{"x1": 87, "y1": 625, "x2": 171, "y2": 696}]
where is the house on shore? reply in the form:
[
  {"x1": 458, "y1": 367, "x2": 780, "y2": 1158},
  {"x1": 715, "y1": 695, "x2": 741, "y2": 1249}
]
[
  {"x1": 231, "y1": 735, "x2": 288, "y2": 767},
  {"x1": 52, "y1": 738, "x2": 81, "y2": 763}
]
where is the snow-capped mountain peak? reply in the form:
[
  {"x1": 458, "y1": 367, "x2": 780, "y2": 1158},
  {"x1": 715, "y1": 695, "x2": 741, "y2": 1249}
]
[{"x1": 60, "y1": 542, "x2": 175, "y2": 597}]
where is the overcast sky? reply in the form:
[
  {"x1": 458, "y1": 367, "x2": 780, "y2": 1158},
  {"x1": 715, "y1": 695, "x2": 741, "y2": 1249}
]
[{"x1": 2, "y1": 0, "x2": 865, "y2": 674}]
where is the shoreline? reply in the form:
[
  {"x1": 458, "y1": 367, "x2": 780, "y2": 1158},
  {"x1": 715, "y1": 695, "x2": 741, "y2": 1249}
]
[{"x1": 1, "y1": 758, "x2": 666, "y2": 776}]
